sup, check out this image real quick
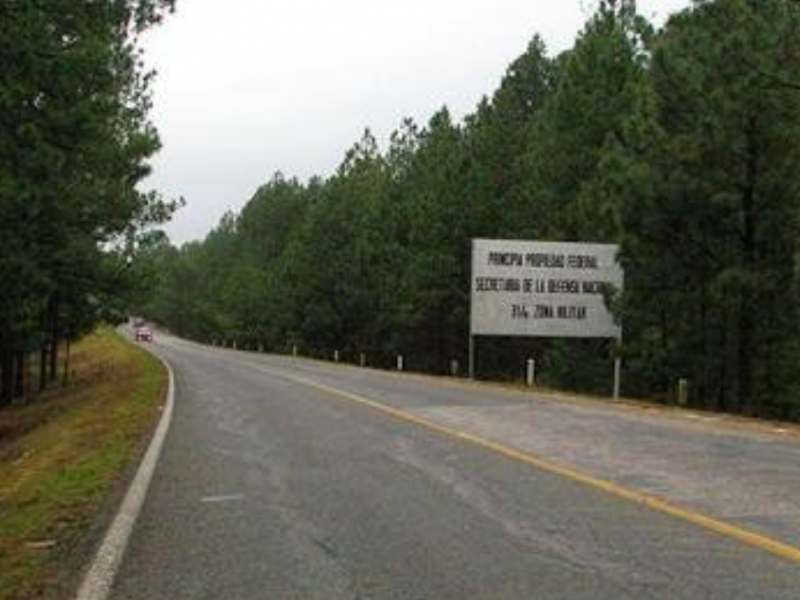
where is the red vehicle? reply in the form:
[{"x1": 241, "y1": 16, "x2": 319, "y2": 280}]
[{"x1": 134, "y1": 327, "x2": 154, "y2": 342}]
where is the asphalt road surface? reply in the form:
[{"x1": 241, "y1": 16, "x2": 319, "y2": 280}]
[{"x1": 109, "y1": 333, "x2": 800, "y2": 599}]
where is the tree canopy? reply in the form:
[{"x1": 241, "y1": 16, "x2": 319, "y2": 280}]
[
  {"x1": 141, "y1": 0, "x2": 800, "y2": 420},
  {"x1": 0, "y1": 0, "x2": 178, "y2": 404}
]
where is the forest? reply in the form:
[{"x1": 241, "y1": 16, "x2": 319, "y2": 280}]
[
  {"x1": 143, "y1": 0, "x2": 800, "y2": 419},
  {"x1": 0, "y1": 0, "x2": 178, "y2": 405},
  {"x1": 11, "y1": 0, "x2": 795, "y2": 419}
]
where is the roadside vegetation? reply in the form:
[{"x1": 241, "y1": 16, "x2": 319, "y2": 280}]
[
  {"x1": 0, "y1": 329, "x2": 166, "y2": 600},
  {"x1": 0, "y1": 0, "x2": 178, "y2": 408},
  {"x1": 141, "y1": 0, "x2": 800, "y2": 420},
  {"x1": 1, "y1": 3, "x2": 175, "y2": 594}
]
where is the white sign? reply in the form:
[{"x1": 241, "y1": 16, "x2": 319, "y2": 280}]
[{"x1": 470, "y1": 239, "x2": 623, "y2": 339}]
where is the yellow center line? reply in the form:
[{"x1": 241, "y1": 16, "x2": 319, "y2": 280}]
[{"x1": 254, "y1": 364, "x2": 800, "y2": 566}]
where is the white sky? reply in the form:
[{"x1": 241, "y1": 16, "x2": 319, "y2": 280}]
[{"x1": 141, "y1": 0, "x2": 691, "y2": 243}]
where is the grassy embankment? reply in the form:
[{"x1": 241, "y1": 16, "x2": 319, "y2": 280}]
[{"x1": 0, "y1": 329, "x2": 166, "y2": 600}]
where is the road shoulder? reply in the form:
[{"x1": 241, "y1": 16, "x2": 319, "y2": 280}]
[{"x1": 0, "y1": 330, "x2": 168, "y2": 600}]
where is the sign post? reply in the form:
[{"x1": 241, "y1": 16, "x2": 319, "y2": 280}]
[
  {"x1": 468, "y1": 335, "x2": 475, "y2": 379},
  {"x1": 468, "y1": 240, "x2": 475, "y2": 379},
  {"x1": 470, "y1": 239, "x2": 624, "y2": 392}
]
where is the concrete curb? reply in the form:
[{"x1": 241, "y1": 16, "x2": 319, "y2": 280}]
[{"x1": 73, "y1": 351, "x2": 175, "y2": 600}]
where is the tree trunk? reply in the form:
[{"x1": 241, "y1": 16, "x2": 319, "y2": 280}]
[
  {"x1": 718, "y1": 319, "x2": 728, "y2": 413},
  {"x1": 48, "y1": 292, "x2": 60, "y2": 382},
  {"x1": 738, "y1": 284, "x2": 755, "y2": 415},
  {"x1": 700, "y1": 288, "x2": 711, "y2": 410},
  {"x1": 39, "y1": 345, "x2": 48, "y2": 392},
  {"x1": 14, "y1": 351, "x2": 25, "y2": 401},
  {"x1": 0, "y1": 351, "x2": 13, "y2": 406},
  {"x1": 62, "y1": 338, "x2": 72, "y2": 387},
  {"x1": 24, "y1": 352, "x2": 34, "y2": 403},
  {"x1": 738, "y1": 116, "x2": 760, "y2": 416}
]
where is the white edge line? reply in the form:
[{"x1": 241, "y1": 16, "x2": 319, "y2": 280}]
[{"x1": 73, "y1": 349, "x2": 175, "y2": 600}]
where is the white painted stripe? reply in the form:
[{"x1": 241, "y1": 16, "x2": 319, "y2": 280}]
[
  {"x1": 200, "y1": 494, "x2": 245, "y2": 504},
  {"x1": 74, "y1": 349, "x2": 175, "y2": 600}
]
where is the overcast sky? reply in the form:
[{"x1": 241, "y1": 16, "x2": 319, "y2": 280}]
[{"x1": 142, "y1": 0, "x2": 691, "y2": 244}]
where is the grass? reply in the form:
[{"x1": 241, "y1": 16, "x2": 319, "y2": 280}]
[{"x1": 0, "y1": 329, "x2": 166, "y2": 600}]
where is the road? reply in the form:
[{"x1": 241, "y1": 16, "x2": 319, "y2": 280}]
[{"x1": 109, "y1": 333, "x2": 800, "y2": 599}]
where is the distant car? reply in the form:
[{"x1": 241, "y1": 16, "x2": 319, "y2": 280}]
[{"x1": 135, "y1": 327, "x2": 153, "y2": 342}]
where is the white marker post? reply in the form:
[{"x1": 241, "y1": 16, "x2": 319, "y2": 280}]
[
  {"x1": 526, "y1": 359, "x2": 536, "y2": 387},
  {"x1": 678, "y1": 378, "x2": 688, "y2": 407},
  {"x1": 397, "y1": 355, "x2": 404, "y2": 371}
]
